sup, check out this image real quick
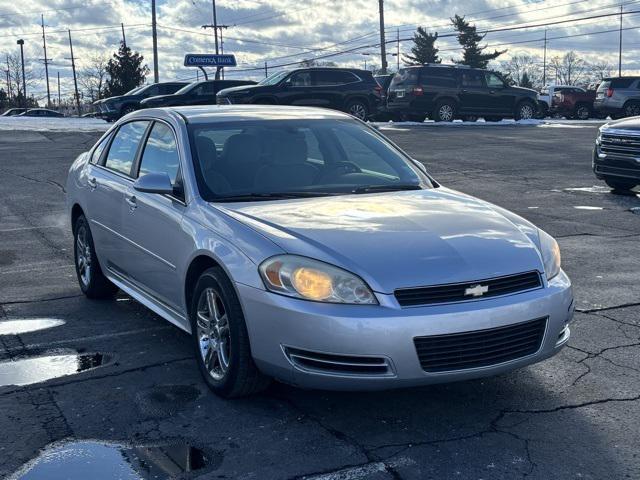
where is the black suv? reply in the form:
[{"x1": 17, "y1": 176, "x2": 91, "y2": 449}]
[
  {"x1": 216, "y1": 68, "x2": 382, "y2": 120},
  {"x1": 140, "y1": 79, "x2": 256, "y2": 108},
  {"x1": 386, "y1": 65, "x2": 538, "y2": 121},
  {"x1": 95, "y1": 81, "x2": 188, "y2": 121}
]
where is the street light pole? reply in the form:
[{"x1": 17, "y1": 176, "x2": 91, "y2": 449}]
[
  {"x1": 542, "y1": 28, "x2": 547, "y2": 86},
  {"x1": 151, "y1": 0, "x2": 159, "y2": 82},
  {"x1": 212, "y1": 0, "x2": 221, "y2": 80},
  {"x1": 17, "y1": 39, "x2": 26, "y2": 108},
  {"x1": 618, "y1": 4, "x2": 623, "y2": 77},
  {"x1": 378, "y1": 0, "x2": 388, "y2": 74}
]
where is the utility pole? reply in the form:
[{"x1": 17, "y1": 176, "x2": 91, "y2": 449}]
[
  {"x1": 212, "y1": 0, "x2": 220, "y2": 79},
  {"x1": 17, "y1": 39, "x2": 26, "y2": 108},
  {"x1": 68, "y1": 30, "x2": 81, "y2": 116},
  {"x1": 151, "y1": 0, "x2": 159, "y2": 82},
  {"x1": 41, "y1": 14, "x2": 51, "y2": 107},
  {"x1": 5, "y1": 55, "x2": 10, "y2": 100},
  {"x1": 57, "y1": 71, "x2": 61, "y2": 109},
  {"x1": 542, "y1": 28, "x2": 547, "y2": 86},
  {"x1": 121, "y1": 23, "x2": 127, "y2": 49},
  {"x1": 618, "y1": 4, "x2": 623, "y2": 77},
  {"x1": 378, "y1": 0, "x2": 388, "y2": 74},
  {"x1": 264, "y1": 61, "x2": 268, "y2": 78},
  {"x1": 396, "y1": 28, "x2": 400, "y2": 71}
]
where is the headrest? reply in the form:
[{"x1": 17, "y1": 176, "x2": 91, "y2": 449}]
[
  {"x1": 272, "y1": 134, "x2": 308, "y2": 165},
  {"x1": 222, "y1": 134, "x2": 261, "y2": 165}
]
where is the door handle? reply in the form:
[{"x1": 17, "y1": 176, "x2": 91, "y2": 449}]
[
  {"x1": 125, "y1": 194, "x2": 137, "y2": 210},
  {"x1": 88, "y1": 177, "x2": 97, "y2": 190},
  {"x1": 461, "y1": 89, "x2": 468, "y2": 93}
]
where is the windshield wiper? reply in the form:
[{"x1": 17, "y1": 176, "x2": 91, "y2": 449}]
[
  {"x1": 213, "y1": 191, "x2": 339, "y2": 202},
  {"x1": 351, "y1": 184, "x2": 423, "y2": 194}
]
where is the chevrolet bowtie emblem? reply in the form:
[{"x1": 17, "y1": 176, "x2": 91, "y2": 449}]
[{"x1": 465, "y1": 284, "x2": 489, "y2": 297}]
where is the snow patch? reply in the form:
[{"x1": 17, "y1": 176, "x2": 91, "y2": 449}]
[{"x1": 0, "y1": 116, "x2": 110, "y2": 132}]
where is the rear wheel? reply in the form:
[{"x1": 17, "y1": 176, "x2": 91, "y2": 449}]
[
  {"x1": 623, "y1": 101, "x2": 640, "y2": 118},
  {"x1": 604, "y1": 177, "x2": 638, "y2": 192},
  {"x1": 573, "y1": 104, "x2": 591, "y2": 120},
  {"x1": 190, "y1": 267, "x2": 270, "y2": 398},
  {"x1": 346, "y1": 99, "x2": 369, "y2": 120},
  {"x1": 73, "y1": 214, "x2": 118, "y2": 299},
  {"x1": 515, "y1": 101, "x2": 535, "y2": 120},
  {"x1": 433, "y1": 100, "x2": 456, "y2": 122}
]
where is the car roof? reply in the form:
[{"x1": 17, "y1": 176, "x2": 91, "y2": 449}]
[{"x1": 142, "y1": 105, "x2": 354, "y2": 124}]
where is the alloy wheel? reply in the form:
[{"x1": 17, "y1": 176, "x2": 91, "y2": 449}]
[
  {"x1": 438, "y1": 104, "x2": 454, "y2": 121},
  {"x1": 349, "y1": 103, "x2": 367, "y2": 120},
  {"x1": 75, "y1": 224, "x2": 92, "y2": 288},
  {"x1": 519, "y1": 104, "x2": 534, "y2": 120},
  {"x1": 196, "y1": 287, "x2": 231, "y2": 381},
  {"x1": 576, "y1": 106, "x2": 590, "y2": 120}
]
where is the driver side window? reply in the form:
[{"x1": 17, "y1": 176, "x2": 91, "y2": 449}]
[
  {"x1": 485, "y1": 73, "x2": 504, "y2": 88},
  {"x1": 137, "y1": 122, "x2": 180, "y2": 185},
  {"x1": 288, "y1": 72, "x2": 312, "y2": 87}
]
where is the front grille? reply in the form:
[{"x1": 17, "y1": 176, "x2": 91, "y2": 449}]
[
  {"x1": 601, "y1": 133, "x2": 640, "y2": 157},
  {"x1": 284, "y1": 347, "x2": 393, "y2": 376},
  {"x1": 414, "y1": 317, "x2": 547, "y2": 373},
  {"x1": 394, "y1": 271, "x2": 542, "y2": 307}
]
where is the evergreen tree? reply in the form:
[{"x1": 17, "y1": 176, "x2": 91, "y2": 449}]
[
  {"x1": 104, "y1": 42, "x2": 149, "y2": 97},
  {"x1": 404, "y1": 28, "x2": 440, "y2": 65},
  {"x1": 451, "y1": 15, "x2": 506, "y2": 68},
  {"x1": 520, "y1": 71, "x2": 533, "y2": 88}
]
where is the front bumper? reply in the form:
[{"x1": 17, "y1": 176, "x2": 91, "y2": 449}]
[
  {"x1": 593, "y1": 143, "x2": 640, "y2": 181},
  {"x1": 238, "y1": 270, "x2": 574, "y2": 390}
]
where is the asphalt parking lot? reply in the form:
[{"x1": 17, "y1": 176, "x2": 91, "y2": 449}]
[{"x1": 1, "y1": 122, "x2": 639, "y2": 479}]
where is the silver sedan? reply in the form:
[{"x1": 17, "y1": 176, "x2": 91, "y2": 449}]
[{"x1": 66, "y1": 105, "x2": 573, "y2": 397}]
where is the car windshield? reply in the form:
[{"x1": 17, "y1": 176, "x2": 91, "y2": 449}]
[
  {"x1": 189, "y1": 119, "x2": 431, "y2": 201},
  {"x1": 175, "y1": 81, "x2": 201, "y2": 95},
  {"x1": 258, "y1": 71, "x2": 289, "y2": 86},
  {"x1": 124, "y1": 86, "x2": 143, "y2": 95}
]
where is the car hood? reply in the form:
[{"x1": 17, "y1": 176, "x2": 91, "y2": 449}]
[
  {"x1": 215, "y1": 188, "x2": 545, "y2": 293},
  {"x1": 217, "y1": 84, "x2": 266, "y2": 96},
  {"x1": 603, "y1": 116, "x2": 640, "y2": 131},
  {"x1": 141, "y1": 94, "x2": 177, "y2": 105},
  {"x1": 508, "y1": 85, "x2": 537, "y2": 96}
]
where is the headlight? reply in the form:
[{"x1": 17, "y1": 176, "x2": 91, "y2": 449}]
[
  {"x1": 538, "y1": 229, "x2": 561, "y2": 280},
  {"x1": 259, "y1": 255, "x2": 377, "y2": 304},
  {"x1": 596, "y1": 128, "x2": 603, "y2": 145}
]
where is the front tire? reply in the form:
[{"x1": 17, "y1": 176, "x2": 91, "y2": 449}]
[
  {"x1": 604, "y1": 177, "x2": 638, "y2": 192},
  {"x1": 346, "y1": 99, "x2": 369, "y2": 120},
  {"x1": 573, "y1": 104, "x2": 591, "y2": 120},
  {"x1": 190, "y1": 267, "x2": 270, "y2": 398},
  {"x1": 433, "y1": 100, "x2": 456, "y2": 122},
  {"x1": 73, "y1": 214, "x2": 118, "y2": 299},
  {"x1": 515, "y1": 101, "x2": 535, "y2": 120}
]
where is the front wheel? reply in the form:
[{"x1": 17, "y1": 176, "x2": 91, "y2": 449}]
[
  {"x1": 190, "y1": 267, "x2": 270, "y2": 398},
  {"x1": 433, "y1": 100, "x2": 456, "y2": 122},
  {"x1": 346, "y1": 99, "x2": 369, "y2": 120},
  {"x1": 515, "y1": 101, "x2": 535, "y2": 120},
  {"x1": 604, "y1": 177, "x2": 638, "y2": 192},
  {"x1": 573, "y1": 104, "x2": 591, "y2": 120},
  {"x1": 73, "y1": 214, "x2": 118, "y2": 298}
]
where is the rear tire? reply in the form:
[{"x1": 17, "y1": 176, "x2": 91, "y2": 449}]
[
  {"x1": 623, "y1": 101, "x2": 640, "y2": 118},
  {"x1": 346, "y1": 99, "x2": 369, "y2": 120},
  {"x1": 190, "y1": 267, "x2": 270, "y2": 398},
  {"x1": 433, "y1": 100, "x2": 456, "y2": 122},
  {"x1": 73, "y1": 214, "x2": 118, "y2": 299},
  {"x1": 515, "y1": 101, "x2": 535, "y2": 120},
  {"x1": 573, "y1": 104, "x2": 591, "y2": 120},
  {"x1": 604, "y1": 177, "x2": 638, "y2": 192}
]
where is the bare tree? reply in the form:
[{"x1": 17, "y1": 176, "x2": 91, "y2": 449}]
[
  {"x1": 588, "y1": 61, "x2": 613, "y2": 82},
  {"x1": 79, "y1": 54, "x2": 109, "y2": 102},
  {"x1": 500, "y1": 53, "x2": 542, "y2": 87},
  {"x1": 549, "y1": 51, "x2": 588, "y2": 85},
  {"x1": 6, "y1": 53, "x2": 37, "y2": 100}
]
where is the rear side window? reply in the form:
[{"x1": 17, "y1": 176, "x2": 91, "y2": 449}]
[
  {"x1": 610, "y1": 78, "x2": 634, "y2": 88},
  {"x1": 423, "y1": 68, "x2": 458, "y2": 88},
  {"x1": 104, "y1": 121, "x2": 149, "y2": 176},
  {"x1": 193, "y1": 82, "x2": 215, "y2": 95},
  {"x1": 460, "y1": 70, "x2": 484, "y2": 87},
  {"x1": 314, "y1": 70, "x2": 359, "y2": 86},
  {"x1": 288, "y1": 71, "x2": 312, "y2": 87},
  {"x1": 90, "y1": 134, "x2": 111, "y2": 164},
  {"x1": 389, "y1": 69, "x2": 420, "y2": 89},
  {"x1": 138, "y1": 122, "x2": 180, "y2": 184},
  {"x1": 160, "y1": 84, "x2": 184, "y2": 94}
]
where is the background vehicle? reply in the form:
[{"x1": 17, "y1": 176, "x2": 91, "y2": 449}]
[
  {"x1": 593, "y1": 117, "x2": 640, "y2": 191},
  {"x1": 216, "y1": 68, "x2": 381, "y2": 120},
  {"x1": 594, "y1": 77, "x2": 640, "y2": 118},
  {"x1": 1, "y1": 108, "x2": 26, "y2": 116},
  {"x1": 551, "y1": 87, "x2": 595, "y2": 119},
  {"x1": 386, "y1": 64, "x2": 538, "y2": 122},
  {"x1": 140, "y1": 79, "x2": 256, "y2": 108},
  {"x1": 18, "y1": 108, "x2": 64, "y2": 117},
  {"x1": 95, "y1": 82, "x2": 187, "y2": 121},
  {"x1": 372, "y1": 74, "x2": 397, "y2": 121}
]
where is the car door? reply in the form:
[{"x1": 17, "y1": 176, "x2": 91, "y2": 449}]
[
  {"x1": 280, "y1": 71, "x2": 316, "y2": 106},
  {"x1": 483, "y1": 72, "x2": 515, "y2": 114},
  {"x1": 121, "y1": 120, "x2": 188, "y2": 312},
  {"x1": 458, "y1": 70, "x2": 488, "y2": 114},
  {"x1": 84, "y1": 120, "x2": 150, "y2": 276},
  {"x1": 311, "y1": 70, "x2": 358, "y2": 108}
]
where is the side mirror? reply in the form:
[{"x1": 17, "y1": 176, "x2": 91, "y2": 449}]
[{"x1": 133, "y1": 172, "x2": 174, "y2": 195}]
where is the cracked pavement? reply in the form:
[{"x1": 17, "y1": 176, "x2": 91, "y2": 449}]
[{"x1": 1, "y1": 124, "x2": 639, "y2": 479}]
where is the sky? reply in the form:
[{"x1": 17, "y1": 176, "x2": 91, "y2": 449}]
[{"x1": 0, "y1": 0, "x2": 638, "y2": 103}]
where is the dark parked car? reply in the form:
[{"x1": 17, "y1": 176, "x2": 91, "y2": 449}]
[
  {"x1": 551, "y1": 87, "x2": 596, "y2": 119},
  {"x1": 593, "y1": 117, "x2": 640, "y2": 191},
  {"x1": 1, "y1": 108, "x2": 26, "y2": 116},
  {"x1": 386, "y1": 65, "x2": 539, "y2": 122},
  {"x1": 594, "y1": 76, "x2": 640, "y2": 118},
  {"x1": 216, "y1": 68, "x2": 382, "y2": 120},
  {"x1": 95, "y1": 82, "x2": 188, "y2": 121},
  {"x1": 140, "y1": 79, "x2": 256, "y2": 108},
  {"x1": 18, "y1": 108, "x2": 64, "y2": 117}
]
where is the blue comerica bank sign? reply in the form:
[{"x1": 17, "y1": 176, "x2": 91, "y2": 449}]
[{"x1": 184, "y1": 54, "x2": 237, "y2": 67}]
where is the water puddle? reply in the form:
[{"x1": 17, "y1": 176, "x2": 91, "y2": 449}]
[
  {"x1": 0, "y1": 352, "x2": 110, "y2": 387},
  {"x1": 11, "y1": 440, "x2": 209, "y2": 480},
  {"x1": 573, "y1": 206, "x2": 605, "y2": 210},
  {"x1": 0, "y1": 318, "x2": 65, "y2": 335}
]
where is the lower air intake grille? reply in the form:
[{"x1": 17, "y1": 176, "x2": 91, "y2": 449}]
[
  {"x1": 395, "y1": 271, "x2": 542, "y2": 307},
  {"x1": 414, "y1": 317, "x2": 547, "y2": 373},
  {"x1": 284, "y1": 347, "x2": 393, "y2": 376}
]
